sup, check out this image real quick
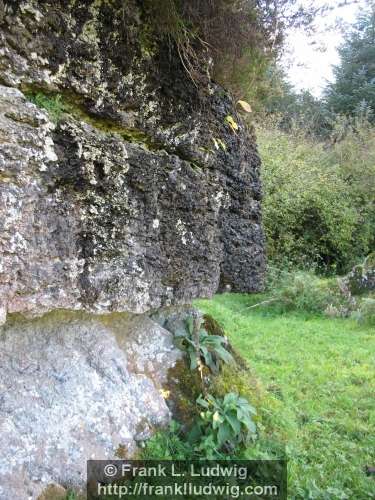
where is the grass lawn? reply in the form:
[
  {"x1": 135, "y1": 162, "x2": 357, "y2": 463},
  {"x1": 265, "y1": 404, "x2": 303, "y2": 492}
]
[{"x1": 195, "y1": 293, "x2": 375, "y2": 499}]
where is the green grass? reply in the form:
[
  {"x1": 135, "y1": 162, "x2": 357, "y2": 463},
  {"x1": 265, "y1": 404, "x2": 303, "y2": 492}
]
[
  {"x1": 26, "y1": 92, "x2": 65, "y2": 123},
  {"x1": 195, "y1": 293, "x2": 375, "y2": 499}
]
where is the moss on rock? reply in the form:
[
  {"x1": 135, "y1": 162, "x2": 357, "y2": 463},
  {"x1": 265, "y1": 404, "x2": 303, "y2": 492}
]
[{"x1": 165, "y1": 313, "x2": 266, "y2": 428}]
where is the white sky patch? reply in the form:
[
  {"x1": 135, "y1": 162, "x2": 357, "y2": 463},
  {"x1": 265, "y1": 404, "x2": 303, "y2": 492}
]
[{"x1": 283, "y1": 0, "x2": 367, "y2": 96}]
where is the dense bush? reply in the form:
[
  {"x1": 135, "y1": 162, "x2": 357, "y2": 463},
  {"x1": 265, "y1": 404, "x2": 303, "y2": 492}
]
[
  {"x1": 261, "y1": 268, "x2": 356, "y2": 317},
  {"x1": 258, "y1": 118, "x2": 375, "y2": 273},
  {"x1": 268, "y1": 271, "x2": 339, "y2": 314},
  {"x1": 327, "y1": 118, "x2": 375, "y2": 255}
]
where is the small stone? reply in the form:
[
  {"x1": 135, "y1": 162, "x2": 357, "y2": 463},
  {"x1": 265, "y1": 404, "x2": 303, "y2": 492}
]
[{"x1": 37, "y1": 484, "x2": 67, "y2": 500}]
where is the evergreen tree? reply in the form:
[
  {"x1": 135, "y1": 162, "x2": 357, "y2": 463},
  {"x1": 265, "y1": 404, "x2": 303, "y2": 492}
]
[{"x1": 325, "y1": 4, "x2": 375, "y2": 121}]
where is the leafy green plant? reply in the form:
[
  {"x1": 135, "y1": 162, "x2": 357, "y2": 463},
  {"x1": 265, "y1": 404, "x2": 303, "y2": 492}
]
[
  {"x1": 65, "y1": 492, "x2": 77, "y2": 500},
  {"x1": 190, "y1": 393, "x2": 257, "y2": 458},
  {"x1": 174, "y1": 317, "x2": 233, "y2": 373},
  {"x1": 26, "y1": 92, "x2": 65, "y2": 123},
  {"x1": 142, "y1": 420, "x2": 194, "y2": 460}
]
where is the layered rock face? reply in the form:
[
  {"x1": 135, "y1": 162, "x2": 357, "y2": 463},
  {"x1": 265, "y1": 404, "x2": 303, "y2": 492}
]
[
  {"x1": 0, "y1": 0, "x2": 264, "y2": 496},
  {"x1": 0, "y1": 0, "x2": 264, "y2": 321}
]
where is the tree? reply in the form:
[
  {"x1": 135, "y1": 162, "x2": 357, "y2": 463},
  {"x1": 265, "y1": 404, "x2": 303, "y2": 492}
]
[
  {"x1": 260, "y1": 65, "x2": 331, "y2": 136},
  {"x1": 143, "y1": 1, "x2": 327, "y2": 102},
  {"x1": 325, "y1": 3, "x2": 375, "y2": 121}
]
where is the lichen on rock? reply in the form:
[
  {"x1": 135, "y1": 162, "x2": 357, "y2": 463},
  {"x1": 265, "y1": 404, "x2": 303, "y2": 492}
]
[
  {"x1": 0, "y1": 0, "x2": 264, "y2": 325},
  {"x1": 0, "y1": 0, "x2": 265, "y2": 495},
  {"x1": 0, "y1": 310, "x2": 182, "y2": 498}
]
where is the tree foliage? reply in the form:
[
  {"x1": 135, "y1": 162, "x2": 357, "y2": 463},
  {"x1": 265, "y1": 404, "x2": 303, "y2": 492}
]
[
  {"x1": 142, "y1": 0, "x2": 325, "y2": 101},
  {"x1": 259, "y1": 118, "x2": 375, "y2": 273},
  {"x1": 325, "y1": 4, "x2": 375, "y2": 121}
]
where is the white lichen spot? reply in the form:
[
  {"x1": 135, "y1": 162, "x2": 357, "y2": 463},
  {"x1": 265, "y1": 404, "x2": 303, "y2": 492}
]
[
  {"x1": 152, "y1": 219, "x2": 159, "y2": 229},
  {"x1": 9, "y1": 232, "x2": 28, "y2": 252},
  {"x1": 0, "y1": 306, "x2": 6, "y2": 325},
  {"x1": 77, "y1": 141, "x2": 83, "y2": 159},
  {"x1": 43, "y1": 136, "x2": 58, "y2": 162},
  {"x1": 147, "y1": 100, "x2": 158, "y2": 113},
  {"x1": 214, "y1": 190, "x2": 224, "y2": 205},
  {"x1": 119, "y1": 142, "x2": 129, "y2": 160},
  {"x1": 176, "y1": 219, "x2": 188, "y2": 245},
  {"x1": 20, "y1": 3, "x2": 44, "y2": 21}
]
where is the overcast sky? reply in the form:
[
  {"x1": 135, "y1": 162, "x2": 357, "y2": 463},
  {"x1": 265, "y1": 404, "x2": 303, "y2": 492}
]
[{"x1": 284, "y1": 0, "x2": 368, "y2": 96}]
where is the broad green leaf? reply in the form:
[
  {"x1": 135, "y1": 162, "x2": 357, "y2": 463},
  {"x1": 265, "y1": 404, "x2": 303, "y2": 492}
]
[
  {"x1": 217, "y1": 422, "x2": 233, "y2": 445},
  {"x1": 196, "y1": 394, "x2": 209, "y2": 408},
  {"x1": 223, "y1": 392, "x2": 237, "y2": 405},
  {"x1": 215, "y1": 346, "x2": 234, "y2": 364},
  {"x1": 185, "y1": 316, "x2": 194, "y2": 335},
  {"x1": 226, "y1": 413, "x2": 241, "y2": 434},
  {"x1": 189, "y1": 350, "x2": 198, "y2": 370}
]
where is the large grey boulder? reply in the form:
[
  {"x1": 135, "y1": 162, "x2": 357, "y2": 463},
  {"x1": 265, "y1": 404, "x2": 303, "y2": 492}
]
[{"x1": 0, "y1": 311, "x2": 182, "y2": 499}]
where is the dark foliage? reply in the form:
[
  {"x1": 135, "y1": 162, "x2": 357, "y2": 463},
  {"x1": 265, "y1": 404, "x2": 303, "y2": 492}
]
[{"x1": 325, "y1": 4, "x2": 375, "y2": 121}]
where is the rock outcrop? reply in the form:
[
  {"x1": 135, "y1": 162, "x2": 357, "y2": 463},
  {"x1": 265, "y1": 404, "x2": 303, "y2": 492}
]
[
  {"x1": 0, "y1": 0, "x2": 264, "y2": 496},
  {"x1": 0, "y1": 310, "x2": 182, "y2": 499},
  {"x1": 346, "y1": 252, "x2": 375, "y2": 295},
  {"x1": 0, "y1": 0, "x2": 264, "y2": 322}
]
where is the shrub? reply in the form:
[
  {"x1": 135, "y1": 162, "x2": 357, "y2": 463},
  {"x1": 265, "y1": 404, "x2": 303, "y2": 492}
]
[
  {"x1": 173, "y1": 316, "x2": 233, "y2": 374},
  {"x1": 189, "y1": 393, "x2": 257, "y2": 458},
  {"x1": 260, "y1": 268, "x2": 357, "y2": 317},
  {"x1": 352, "y1": 297, "x2": 375, "y2": 326},
  {"x1": 345, "y1": 252, "x2": 375, "y2": 296},
  {"x1": 327, "y1": 118, "x2": 375, "y2": 255},
  {"x1": 270, "y1": 271, "x2": 339, "y2": 314},
  {"x1": 258, "y1": 120, "x2": 374, "y2": 273}
]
